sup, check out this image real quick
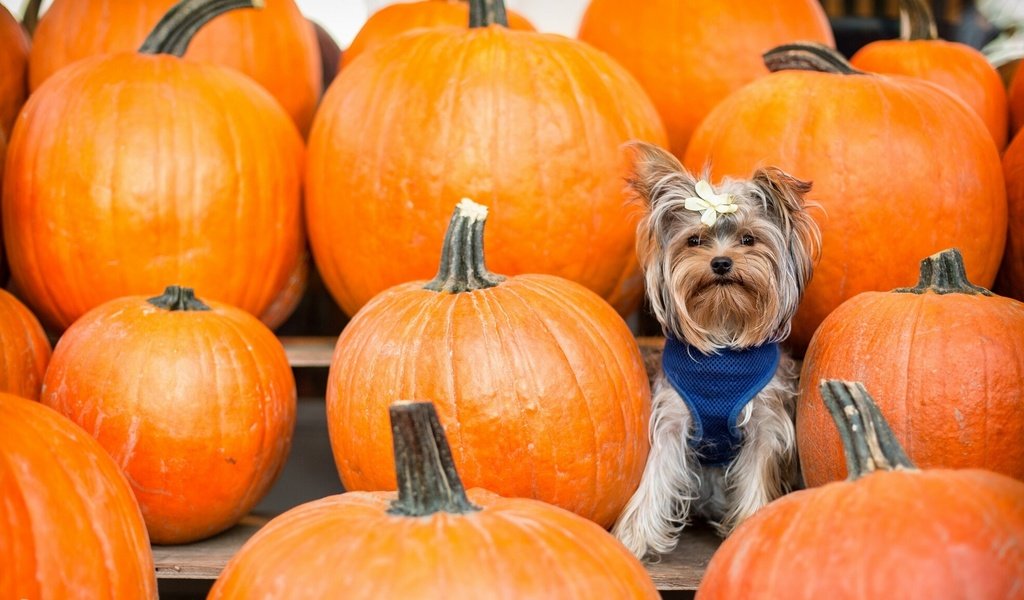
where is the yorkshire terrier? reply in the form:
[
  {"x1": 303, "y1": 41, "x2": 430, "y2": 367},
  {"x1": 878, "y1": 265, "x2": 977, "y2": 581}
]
[{"x1": 613, "y1": 142, "x2": 821, "y2": 560}]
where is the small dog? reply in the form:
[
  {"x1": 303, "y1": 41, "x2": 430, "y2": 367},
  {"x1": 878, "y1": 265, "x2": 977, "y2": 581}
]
[{"x1": 613, "y1": 142, "x2": 821, "y2": 560}]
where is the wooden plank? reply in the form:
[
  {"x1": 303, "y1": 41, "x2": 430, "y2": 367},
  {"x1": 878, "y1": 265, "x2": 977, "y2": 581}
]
[{"x1": 152, "y1": 515, "x2": 720, "y2": 589}]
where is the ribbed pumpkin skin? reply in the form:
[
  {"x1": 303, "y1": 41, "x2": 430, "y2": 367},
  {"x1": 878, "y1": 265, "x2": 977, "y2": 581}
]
[
  {"x1": 0, "y1": 393, "x2": 157, "y2": 599},
  {"x1": 577, "y1": 0, "x2": 833, "y2": 158},
  {"x1": 0, "y1": 5, "x2": 28, "y2": 138},
  {"x1": 41, "y1": 294, "x2": 297, "y2": 544},
  {"x1": 327, "y1": 275, "x2": 651, "y2": 528},
  {"x1": 696, "y1": 469, "x2": 1024, "y2": 599},
  {"x1": 28, "y1": 0, "x2": 321, "y2": 134},
  {"x1": 797, "y1": 290, "x2": 1024, "y2": 485},
  {"x1": 3, "y1": 53, "x2": 304, "y2": 331},
  {"x1": 1010, "y1": 67, "x2": 1024, "y2": 137},
  {"x1": 997, "y1": 131, "x2": 1024, "y2": 301},
  {"x1": 342, "y1": 0, "x2": 534, "y2": 68},
  {"x1": 0, "y1": 288, "x2": 50, "y2": 400},
  {"x1": 684, "y1": 73, "x2": 1006, "y2": 352},
  {"x1": 307, "y1": 27, "x2": 667, "y2": 317},
  {"x1": 851, "y1": 40, "x2": 1008, "y2": 149},
  {"x1": 259, "y1": 252, "x2": 309, "y2": 330},
  {"x1": 210, "y1": 489, "x2": 660, "y2": 599}
]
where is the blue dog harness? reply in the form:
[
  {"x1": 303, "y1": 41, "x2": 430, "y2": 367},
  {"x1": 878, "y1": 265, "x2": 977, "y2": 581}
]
[{"x1": 662, "y1": 337, "x2": 780, "y2": 466}]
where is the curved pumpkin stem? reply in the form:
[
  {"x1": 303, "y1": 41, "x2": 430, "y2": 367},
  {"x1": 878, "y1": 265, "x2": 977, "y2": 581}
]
[
  {"x1": 424, "y1": 199, "x2": 506, "y2": 294},
  {"x1": 763, "y1": 42, "x2": 866, "y2": 76},
  {"x1": 819, "y1": 380, "x2": 915, "y2": 480},
  {"x1": 894, "y1": 248, "x2": 993, "y2": 296},
  {"x1": 147, "y1": 285, "x2": 212, "y2": 311},
  {"x1": 388, "y1": 401, "x2": 480, "y2": 517},
  {"x1": 20, "y1": 0, "x2": 42, "y2": 37},
  {"x1": 139, "y1": 0, "x2": 264, "y2": 57},
  {"x1": 468, "y1": 0, "x2": 508, "y2": 28},
  {"x1": 899, "y1": 0, "x2": 938, "y2": 41}
]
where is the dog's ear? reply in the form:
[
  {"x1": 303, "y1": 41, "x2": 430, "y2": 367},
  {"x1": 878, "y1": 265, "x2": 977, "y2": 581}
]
[
  {"x1": 624, "y1": 141, "x2": 695, "y2": 207},
  {"x1": 752, "y1": 166, "x2": 822, "y2": 289}
]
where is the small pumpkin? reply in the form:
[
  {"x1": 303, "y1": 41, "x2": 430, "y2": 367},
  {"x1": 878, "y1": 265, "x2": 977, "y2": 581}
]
[
  {"x1": 0, "y1": 288, "x2": 50, "y2": 400},
  {"x1": 210, "y1": 401, "x2": 660, "y2": 599},
  {"x1": 3, "y1": 0, "x2": 305, "y2": 331},
  {"x1": 997, "y1": 129, "x2": 1024, "y2": 301},
  {"x1": 42, "y1": 285, "x2": 297, "y2": 544},
  {"x1": 684, "y1": 43, "x2": 1007, "y2": 352},
  {"x1": 1, "y1": 392, "x2": 157, "y2": 598},
  {"x1": 0, "y1": 4, "x2": 29, "y2": 139},
  {"x1": 798, "y1": 249, "x2": 1024, "y2": 484},
  {"x1": 326, "y1": 199, "x2": 651, "y2": 528},
  {"x1": 697, "y1": 380, "x2": 1024, "y2": 600},
  {"x1": 850, "y1": 0, "x2": 1008, "y2": 149}
]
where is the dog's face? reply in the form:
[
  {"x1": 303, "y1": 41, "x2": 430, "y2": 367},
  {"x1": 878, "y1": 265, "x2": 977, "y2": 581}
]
[{"x1": 627, "y1": 142, "x2": 821, "y2": 354}]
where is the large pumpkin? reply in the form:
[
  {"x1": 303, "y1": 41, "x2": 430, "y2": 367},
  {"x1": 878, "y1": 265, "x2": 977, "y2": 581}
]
[
  {"x1": 342, "y1": 0, "x2": 534, "y2": 68},
  {"x1": 41, "y1": 285, "x2": 297, "y2": 544},
  {"x1": 0, "y1": 288, "x2": 50, "y2": 400},
  {"x1": 326, "y1": 199, "x2": 651, "y2": 528},
  {"x1": 211, "y1": 401, "x2": 659, "y2": 599},
  {"x1": 684, "y1": 43, "x2": 1007, "y2": 352},
  {"x1": 1011, "y1": 65, "x2": 1024, "y2": 137},
  {"x1": 307, "y1": 0, "x2": 667, "y2": 317},
  {"x1": 850, "y1": 0, "x2": 1008, "y2": 149},
  {"x1": 3, "y1": 0, "x2": 304, "y2": 331},
  {"x1": 0, "y1": 4, "x2": 29, "y2": 139},
  {"x1": 997, "y1": 129, "x2": 1024, "y2": 301},
  {"x1": 1, "y1": 392, "x2": 157, "y2": 598},
  {"x1": 797, "y1": 249, "x2": 1024, "y2": 485},
  {"x1": 697, "y1": 381, "x2": 1024, "y2": 599},
  {"x1": 577, "y1": 0, "x2": 833, "y2": 158},
  {"x1": 28, "y1": 0, "x2": 320, "y2": 134}
]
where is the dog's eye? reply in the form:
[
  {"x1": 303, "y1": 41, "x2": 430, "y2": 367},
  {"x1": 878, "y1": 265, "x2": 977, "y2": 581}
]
[
  {"x1": 687, "y1": 235, "x2": 701, "y2": 247},
  {"x1": 740, "y1": 234, "x2": 756, "y2": 246}
]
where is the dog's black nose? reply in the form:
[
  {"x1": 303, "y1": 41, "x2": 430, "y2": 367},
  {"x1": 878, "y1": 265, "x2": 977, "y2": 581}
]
[{"x1": 711, "y1": 256, "x2": 733, "y2": 275}]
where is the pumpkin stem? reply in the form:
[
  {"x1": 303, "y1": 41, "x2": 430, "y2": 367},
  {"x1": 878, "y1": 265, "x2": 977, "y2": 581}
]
[
  {"x1": 468, "y1": 0, "x2": 508, "y2": 28},
  {"x1": 20, "y1": 0, "x2": 42, "y2": 36},
  {"x1": 763, "y1": 42, "x2": 866, "y2": 76},
  {"x1": 819, "y1": 380, "x2": 915, "y2": 480},
  {"x1": 139, "y1": 0, "x2": 264, "y2": 57},
  {"x1": 424, "y1": 199, "x2": 506, "y2": 294},
  {"x1": 899, "y1": 0, "x2": 938, "y2": 41},
  {"x1": 387, "y1": 401, "x2": 480, "y2": 517},
  {"x1": 894, "y1": 248, "x2": 993, "y2": 296},
  {"x1": 147, "y1": 285, "x2": 212, "y2": 311}
]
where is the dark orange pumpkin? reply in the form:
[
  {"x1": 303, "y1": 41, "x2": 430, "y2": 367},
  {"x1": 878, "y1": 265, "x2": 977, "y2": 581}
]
[
  {"x1": 577, "y1": 0, "x2": 833, "y2": 158},
  {"x1": 684, "y1": 43, "x2": 1007, "y2": 353},
  {"x1": 0, "y1": 288, "x2": 50, "y2": 400},
  {"x1": 342, "y1": 0, "x2": 534, "y2": 68},
  {"x1": 326, "y1": 200, "x2": 651, "y2": 528},
  {"x1": 0, "y1": 4, "x2": 28, "y2": 139},
  {"x1": 28, "y1": 0, "x2": 320, "y2": 134},
  {"x1": 997, "y1": 129, "x2": 1024, "y2": 301},
  {"x1": 698, "y1": 381, "x2": 1024, "y2": 600},
  {"x1": 1011, "y1": 65, "x2": 1024, "y2": 137},
  {"x1": 3, "y1": 0, "x2": 305, "y2": 331},
  {"x1": 1, "y1": 392, "x2": 157, "y2": 598},
  {"x1": 211, "y1": 402, "x2": 659, "y2": 599},
  {"x1": 306, "y1": 0, "x2": 666, "y2": 317},
  {"x1": 258, "y1": 252, "x2": 309, "y2": 330},
  {"x1": 41, "y1": 285, "x2": 296, "y2": 544},
  {"x1": 850, "y1": 0, "x2": 1008, "y2": 149},
  {"x1": 798, "y1": 249, "x2": 1024, "y2": 485}
]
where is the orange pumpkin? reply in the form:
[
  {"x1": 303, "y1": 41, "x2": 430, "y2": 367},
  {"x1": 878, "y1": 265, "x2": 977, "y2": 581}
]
[
  {"x1": 28, "y1": 0, "x2": 320, "y2": 134},
  {"x1": 0, "y1": 288, "x2": 50, "y2": 400},
  {"x1": 1, "y1": 392, "x2": 157, "y2": 598},
  {"x1": 684, "y1": 43, "x2": 1007, "y2": 353},
  {"x1": 0, "y1": 4, "x2": 28, "y2": 139},
  {"x1": 997, "y1": 129, "x2": 1024, "y2": 301},
  {"x1": 307, "y1": 0, "x2": 666, "y2": 317},
  {"x1": 850, "y1": 0, "x2": 1008, "y2": 149},
  {"x1": 1011, "y1": 65, "x2": 1024, "y2": 138},
  {"x1": 326, "y1": 200, "x2": 651, "y2": 528},
  {"x1": 211, "y1": 401, "x2": 659, "y2": 599},
  {"x1": 342, "y1": 0, "x2": 534, "y2": 68},
  {"x1": 798, "y1": 249, "x2": 1024, "y2": 485},
  {"x1": 41, "y1": 285, "x2": 297, "y2": 544},
  {"x1": 3, "y1": 0, "x2": 305, "y2": 331},
  {"x1": 259, "y1": 252, "x2": 309, "y2": 330},
  {"x1": 698, "y1": 381, "x2": 1024, "y2": 600},
  {"x1": 577, "y1": 0, "x2": 833, "y2": 158}
]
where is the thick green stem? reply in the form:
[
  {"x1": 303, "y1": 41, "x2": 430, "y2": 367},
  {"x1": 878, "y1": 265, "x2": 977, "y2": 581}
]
[
  {"x1": 387, "y1": 402, "x2": 480, "y2": 517},
  {"x1": 894, "y1": 248, "x2": 993, "y2": 296},
  {"x1": 468, "y1": 0, "x2": 508, "y2": 28},
  {"x1": 763, "y1": 42, "x2": 865, "y2": 76},
  {"x1": 147, "y1": 285, "x2": 212, "y2": 311},
  {"x1": 139, "y1": 0, "x2": 263, "y2": 57},
  {"x1": 424, "y1": 199, "x2": 506, "y2": 294},
  {"x1": 899, "y1": 0, "x2": 938, "y2": 41},
  {"x1": 819, "y1": 380, "x2": 915, "y2": 480}
]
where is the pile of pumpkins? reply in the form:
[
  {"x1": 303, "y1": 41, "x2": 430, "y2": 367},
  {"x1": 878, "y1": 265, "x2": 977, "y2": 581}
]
[{"x1": 1, "y1": 0, "x2": 1023, "y2": 597}]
